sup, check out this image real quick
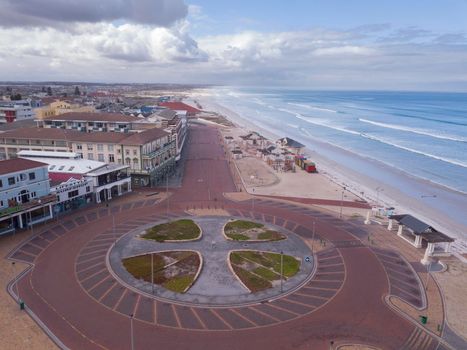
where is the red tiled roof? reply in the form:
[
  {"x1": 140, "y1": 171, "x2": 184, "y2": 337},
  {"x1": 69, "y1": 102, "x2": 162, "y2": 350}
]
[
  {"x1": 49, "y1": 172, "x2": 83, "y2": 184},
  {"x1": 42, "y1": 112, "x2": 139, "y2": 122},
  {"x1": 0, "y1": 158, "x2": 48, "y2": 176},
  {"x1": 120, "y1": 127, "x2": 169, "y2": 146},
  {"x1": 158, "y1": 102, "x2": 200, "y2": 114}
]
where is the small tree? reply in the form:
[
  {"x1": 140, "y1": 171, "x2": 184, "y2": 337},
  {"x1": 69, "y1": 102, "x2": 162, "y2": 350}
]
[
  {"x1": 10, "y1": 93, "x2": 22, "y2": 100},
  {"x1": 74, "y1": 86, "x2": 80, "y2": 96}
]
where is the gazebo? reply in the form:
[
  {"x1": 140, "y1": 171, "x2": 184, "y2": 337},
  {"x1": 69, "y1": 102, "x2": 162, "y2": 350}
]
[{"x1": 388, "y1": 214, "x2": 455, "y2": 265}]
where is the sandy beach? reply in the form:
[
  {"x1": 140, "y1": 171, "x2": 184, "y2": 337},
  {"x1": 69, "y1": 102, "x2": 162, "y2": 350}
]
[{"x1": 186, "y1": 90, "x2": 467, "y2": 257}]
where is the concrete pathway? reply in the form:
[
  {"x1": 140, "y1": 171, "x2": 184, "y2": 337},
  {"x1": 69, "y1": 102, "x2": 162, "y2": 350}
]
[{"x1": 110, "y1": 216, "x2": 314, "y2": 306}]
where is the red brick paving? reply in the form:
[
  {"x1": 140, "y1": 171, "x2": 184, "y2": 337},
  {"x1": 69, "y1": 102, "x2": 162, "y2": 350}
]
[{"x1": 9, "y1": 124, "x2": 440, "y2": 350}]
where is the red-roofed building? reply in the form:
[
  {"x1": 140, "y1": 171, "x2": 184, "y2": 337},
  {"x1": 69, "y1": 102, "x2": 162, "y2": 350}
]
[{"x1": 158, "y1": 102, "x2": 200, "y2": 116}]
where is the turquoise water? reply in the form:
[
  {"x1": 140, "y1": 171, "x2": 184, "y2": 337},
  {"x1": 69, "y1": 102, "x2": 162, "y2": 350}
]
[{"x1": 211, "y1": 88, "x2": 467, "y2": 194}]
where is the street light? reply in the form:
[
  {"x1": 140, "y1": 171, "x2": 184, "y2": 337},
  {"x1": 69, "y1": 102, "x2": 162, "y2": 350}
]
[
  {"x1": 311, "y1": 221, "x2": 316, "y2": 253},
  {"x1": 339, "y1": 187, "x2": 346, "y2": 219},
  {"x1": 376, "y1": 187, "x2": 384, "y2": 204},
  {"x1": 151, "y1": 253, "x2": 154, "y2": 295},
  {"x1": 425, "y1": 261, "x2": 432, "y2": 291},
  {"x1": 130, "y1": 314, "x2": 135, "y2": 350},
  {"x1": 280, "y1": 250, "x2": 284, "y2": 293}
]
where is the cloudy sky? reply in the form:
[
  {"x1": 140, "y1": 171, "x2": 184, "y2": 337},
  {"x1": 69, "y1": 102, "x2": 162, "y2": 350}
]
[{"x1": 0, "y1": 0, "x2": 466, "y2": 91}]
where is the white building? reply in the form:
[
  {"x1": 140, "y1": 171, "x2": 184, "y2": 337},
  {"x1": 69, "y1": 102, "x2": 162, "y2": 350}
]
[
  {"x1": 0, "y1": 158, "x2": 55, "y2": 235},
  {"x1": 18, "y1": 151, "x2": 132, "y2": 206}
]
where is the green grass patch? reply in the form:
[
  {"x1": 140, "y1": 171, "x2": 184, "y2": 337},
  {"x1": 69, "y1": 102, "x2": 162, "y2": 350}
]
[
  {"x1": 225, "y1": 220, "x2": 263, "y2": 232},
  {"x1": 257, "y1": 230, "x2": 285, "y2": 241},
  {"x1": 163, "y1": 274, "x2": 195, "y2": 293},
  {"x1": 252, "y1": 266, "x2": 280, "y2": 281},
  {"x1": 122, "y1": 254, "x2": 165, "y2": 282},
  {"x1": 226, "y1": 233, "x2": 250, "y2": 241},
  {"x1": 230, "y1": 252, "x2": 244, "y2": 265},
  {"x1": 264, "y1": 253, "x2": 300, "y2": 277},
  {"x1": 142, "y1": 219, "x2": 201, "y2": 242},
  {"x1": 232, "y1": 265, "x2": 272, "y2": 292}
]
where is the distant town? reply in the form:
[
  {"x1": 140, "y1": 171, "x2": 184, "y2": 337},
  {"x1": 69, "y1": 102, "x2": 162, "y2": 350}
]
[{"x1": 0, "y1": 82, "x2": 203, "y2": 233}]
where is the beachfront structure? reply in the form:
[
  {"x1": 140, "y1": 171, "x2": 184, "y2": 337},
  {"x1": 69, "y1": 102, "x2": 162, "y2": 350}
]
[
  {"x1": 18, "y1": 151, "x2": 132, "y2": 205},
  {"x1": 276, "y1": 137, "x2": 305, "y2": 155},
  {"x1": 34, "y1": 100, "x2": 96, "y2": 119},
  {"x1": 36, "y1": 112, "x2": 140, "y2": 132},
  {"x1": 388, "y1": 214, "x2": 455, "y2": 265},
  {"x1": 0, "y1": 127, "x2": 177, "y2": 187},
  {"x1": 0, "y1": 158, "x2": 56, "y2": 235}
]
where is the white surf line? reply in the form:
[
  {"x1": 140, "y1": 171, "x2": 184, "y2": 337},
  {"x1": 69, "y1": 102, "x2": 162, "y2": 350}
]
[{"x1": 359, "y1": 118, "x2": 467, "y2": 143}]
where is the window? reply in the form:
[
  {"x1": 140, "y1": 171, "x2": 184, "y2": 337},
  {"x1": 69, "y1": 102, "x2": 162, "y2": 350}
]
[
  {"x1": 133, "y1": 150, "x2": 137, "y2": 156},
  {"x1": 109, "y1": 154, "x2": 115, "y2": 163},
  {"x1": 76, "y1": 144, "x2": 82, "y2": 150},
  {"x1": 29, "y1": 172, "x2": 36, "y2": 180},
  {"x1": 87, "y1": 144, "x2": 93, "y2": 151},
  {"x1": 0, "y1": 179, "x2": 2, "y2": 188},
  {"x1": 20, "y1": 173, "x2": 27, "y2": 181},
  {"x1": 77, "y1": 153, "x2": 83, "y2": 158},
  {"x1": 98, "y1": 154, "x2": 104, "y2": 162},
  {"x1": 88, "y1": 154, "x2": 94, "y2": 160},
  {"x1": 125, "y1": 149, "x2": 130, "y2": 155},
  {"x1": 86, "y1": 186, "x2": 90, "y2": 192},
  {"x1": 30, "y1": 192, "x2": 36, "y2": 198},
  {"x1": 58, "y1": 166, "x2": 65, "y2": 171},
  {"x1": 97, "y1": 144, "x2": 104, "y2": 151},
  {"x1": 108, "y1": 145, "x2": 114, "y2": 152},
  {"x1": 68, "y1": 190, "x2": 79, "y2": 198},
  {"x1": 8, "y1": 177, "x2": 15, "y2": 185}
]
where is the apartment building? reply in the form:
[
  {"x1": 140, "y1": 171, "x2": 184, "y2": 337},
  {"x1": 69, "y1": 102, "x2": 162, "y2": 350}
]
[
  {"x1": 34, "y1": 100, "x2": 96, "y2": 119},
  {"x1": 0, "y1": 158, "x2": 55, "y2": 235},
  {"x1": 1, "y1": 127, "x2": 176, "y2": 187},
  {"x1": 120, "y1": 127, "x2": 176, "y2": 187},
  {"x1": 0, "y1": 100, "x2": 35, "y2": 123},
  {"x1": 36, "y1": 112, "x2": 140, "y2": 132}
]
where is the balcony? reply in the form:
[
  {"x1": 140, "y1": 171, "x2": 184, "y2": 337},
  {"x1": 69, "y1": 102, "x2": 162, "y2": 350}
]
[
  {"x1": 143, "y1": 141, "x2": 175, "y2": 159},
  {"x1": 0, "y1": 194, "x2": 57, "y2": 219}
]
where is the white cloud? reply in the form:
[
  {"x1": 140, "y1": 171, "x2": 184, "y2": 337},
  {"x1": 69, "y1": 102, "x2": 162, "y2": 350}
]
[{"x1": 0, "y1": 21, "x2": 465, "y2": 90}]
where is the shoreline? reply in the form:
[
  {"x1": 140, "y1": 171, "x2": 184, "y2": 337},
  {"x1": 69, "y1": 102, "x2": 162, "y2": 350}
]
[{"x1": 187, "y1": 92, "x2": 467, "y2": 248}]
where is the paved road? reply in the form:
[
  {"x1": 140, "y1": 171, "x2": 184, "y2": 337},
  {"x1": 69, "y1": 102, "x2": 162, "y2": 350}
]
[{"x1": 8, "y1": 124, "x2": 442, "y2": 350}]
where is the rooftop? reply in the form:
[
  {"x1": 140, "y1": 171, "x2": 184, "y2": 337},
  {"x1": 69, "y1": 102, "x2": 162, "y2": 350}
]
[
  {"x1": 120, "y1": 127, "x2": 169, "y2": 146},
  {"x1": 41, "y1": 112, "x2": 139, "y2": 123},
  {"x1": 158, "y1": 102, "x2": 200, "y2": 114},
  {"x1": 0, "y1": 158, "x2": 48, "y2": 176},
  {"x1": 390, "y1": 214, "x2": 455, "y2": 243}
]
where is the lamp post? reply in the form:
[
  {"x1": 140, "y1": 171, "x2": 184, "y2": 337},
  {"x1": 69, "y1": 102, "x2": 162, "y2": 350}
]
[
  {"x1": 376, "y1": 187, "x2": 384, "y2": 205},
  {"x1": 166, "y1": 175, "x2": 169, "y2": 221},
  {"x1": 311, "y1": 221, "x2": 316, "y2": 253},
  {"x1": 130, "y1": 314, "x2": 135, "y2": 350},
  {"x1": 151, "y1": 253, "x2": 154, "y2": 295},
  {"x1": 339, "y1": 187, "x2": 346, "y2": 219},
  {"x1": 280, "y1": 250, "x2": 284, "y2": 293},
  {"x1": 425, "y1": 261, "x2": 432, "y2": 291},
  {"x1": 12, "y1": 262, "x2": 19, "y2": 301}
]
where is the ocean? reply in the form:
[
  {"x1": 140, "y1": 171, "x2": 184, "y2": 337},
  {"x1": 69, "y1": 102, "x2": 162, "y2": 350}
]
[
  {"x1": 209, "y1": 88, "x2": 467, "y2": 194},
  {"x1": 200, "y1": 87, "x2": 467, "y2": 242}
]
